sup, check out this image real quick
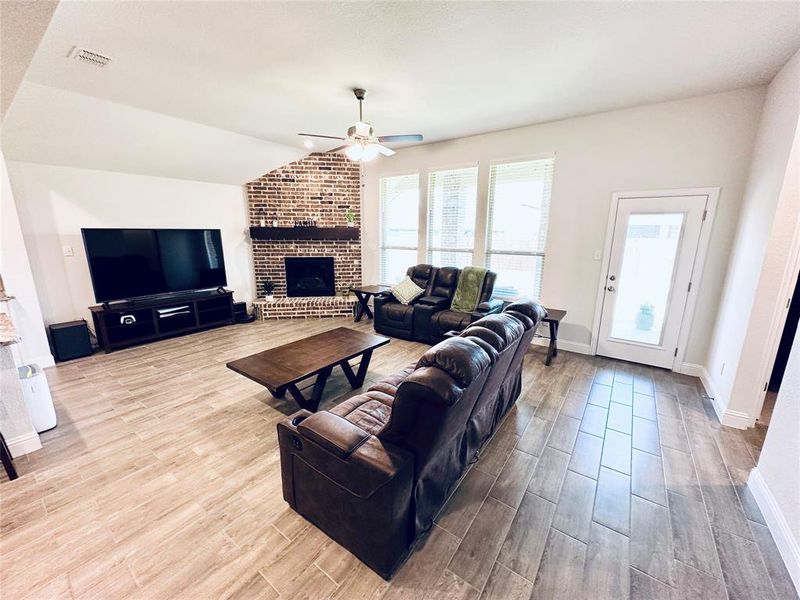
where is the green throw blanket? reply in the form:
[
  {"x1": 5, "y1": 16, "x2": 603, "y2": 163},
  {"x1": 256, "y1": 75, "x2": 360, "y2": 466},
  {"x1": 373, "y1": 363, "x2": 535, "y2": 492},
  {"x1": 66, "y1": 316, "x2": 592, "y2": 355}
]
[{"x1": 451, "y1": 266, "x2": 488, "y2": 312}]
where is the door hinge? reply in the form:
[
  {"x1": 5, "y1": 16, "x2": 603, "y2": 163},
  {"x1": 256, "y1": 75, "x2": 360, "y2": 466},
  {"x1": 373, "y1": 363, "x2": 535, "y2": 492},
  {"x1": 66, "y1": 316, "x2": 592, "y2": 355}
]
[
  {"x1": 763, "y1": 381, "x2": 768, "y2": 392},
  {"x1": 702, "y1": 209, "x2": 708, "y2": 221},
  {"x1": 687, "y1": 281, "x2": 692, "y2": 293},
  {"x1": 674, "y1": 348, "x2": 678, "y2": 357},
  {"x1": 787, "y1": 297, "x2": 792, "y2": 309}
]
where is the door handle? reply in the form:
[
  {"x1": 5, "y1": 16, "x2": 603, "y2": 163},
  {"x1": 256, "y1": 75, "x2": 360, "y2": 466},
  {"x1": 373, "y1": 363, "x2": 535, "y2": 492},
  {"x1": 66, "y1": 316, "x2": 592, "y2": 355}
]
[
  {"x1": 607, "y1": 286, "x2": 616, "y2": 292},
  {"x1": 609, "y1": 275, "x2": 616, "y2": 281}
]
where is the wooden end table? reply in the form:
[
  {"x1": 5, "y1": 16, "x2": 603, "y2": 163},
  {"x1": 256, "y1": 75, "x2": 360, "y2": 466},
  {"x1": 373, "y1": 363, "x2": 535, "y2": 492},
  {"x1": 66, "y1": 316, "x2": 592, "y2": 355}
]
[
  {"x1": 349, "y1": 285, "x2": 391, "y2": 322},
  {"x1": 542, "y1": 308, "x2": 566, "y2": 366},
  {"x1": 226, "y1": 327, "x2": 390, "y2": 412}
]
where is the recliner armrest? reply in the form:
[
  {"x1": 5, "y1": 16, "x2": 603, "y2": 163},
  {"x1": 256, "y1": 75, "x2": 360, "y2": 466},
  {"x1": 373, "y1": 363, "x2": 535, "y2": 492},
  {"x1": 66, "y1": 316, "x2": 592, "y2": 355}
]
[
  {"x1": 297, "y1": 412, "x2": 370, "y2": 458},
  {"x1": 417, "y1": 295, "x2": 450, "y2": 310},
  {"x1": 474, "y1": 298, "x2": 504, "y2": 315}
]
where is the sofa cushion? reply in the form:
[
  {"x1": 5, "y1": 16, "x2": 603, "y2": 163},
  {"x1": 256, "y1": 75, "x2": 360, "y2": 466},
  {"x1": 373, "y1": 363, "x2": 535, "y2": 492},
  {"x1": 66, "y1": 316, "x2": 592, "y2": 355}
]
[
  {"x1": 331, "y1": 390, "x2": 395, "y2": 435},
  {"x1": 430, "y1": 309, "x2": 473, "y2": 333},
  {"x1": 381, "y1": 301, "x2": 415, "y2": 326},
  {"x1": 416, "y1": 336, "x2": 493, "y2": 387},
  {"x1": 391, "y1": 276, "x2": 425, "y2": 305},
  {"x1": 461, "y1": 325, "x2": 506, "y2": 351},
  {"x1": 471, "y1": 313, "x2": 525, "y2": 345},
  {"x1": 408, "y1": 264, "x2": 436, "y2": 292},
  {"x1": 504, "y1": 300, "x2": 547, "y2": 324},
  {"x1": 430, "y1": 267, "x2": 459, "y2": 299},
  {"x1": 368, "y1": 362, "x2": 416, "y2": 397}
]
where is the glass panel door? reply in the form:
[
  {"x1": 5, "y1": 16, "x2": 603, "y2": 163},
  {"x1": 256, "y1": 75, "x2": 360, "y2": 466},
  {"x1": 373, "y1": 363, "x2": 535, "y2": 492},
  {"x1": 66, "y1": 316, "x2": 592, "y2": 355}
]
[
  {"x1": 596, "y1": 195, "x2": 708, "y2": 369},
  {"x1": 608, "y1": 213, "x2": 685, "y2": 345}
]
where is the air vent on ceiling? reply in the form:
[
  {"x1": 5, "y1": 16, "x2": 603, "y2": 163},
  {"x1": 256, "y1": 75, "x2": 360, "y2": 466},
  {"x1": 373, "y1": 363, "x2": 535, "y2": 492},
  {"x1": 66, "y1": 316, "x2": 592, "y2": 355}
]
[{"x1": 68, "y1": 46, "x2": 111, "y2": 68}]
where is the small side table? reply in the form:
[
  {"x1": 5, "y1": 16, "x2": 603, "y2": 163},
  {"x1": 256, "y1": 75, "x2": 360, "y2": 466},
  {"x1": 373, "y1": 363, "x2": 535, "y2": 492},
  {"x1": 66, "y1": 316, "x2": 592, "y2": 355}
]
[
  {"x1": 541, "y1": 308, "x2": 566, "y2": 366},
  {"x1": 349, "y1": 285, "x2": 391, "y2": 322}
]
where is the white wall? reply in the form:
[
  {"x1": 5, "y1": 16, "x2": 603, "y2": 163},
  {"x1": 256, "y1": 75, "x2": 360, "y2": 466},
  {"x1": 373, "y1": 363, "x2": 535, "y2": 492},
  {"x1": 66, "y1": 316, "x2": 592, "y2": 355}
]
[
  {"x1": 705, "y1": 50, "x2": 800, "y2": 426},
  {"x1": 750, "y1": 323, "x2": 800, "y2": 591},
  {"x1": 0, "y1": 148, "x2": 53, "y2": 367},
  {"x1": 363, "y1": 87, "x2": 766, "y2": 362},
  {"x1": 7, "y1": 162, "x2": 255, "y2": 327}
]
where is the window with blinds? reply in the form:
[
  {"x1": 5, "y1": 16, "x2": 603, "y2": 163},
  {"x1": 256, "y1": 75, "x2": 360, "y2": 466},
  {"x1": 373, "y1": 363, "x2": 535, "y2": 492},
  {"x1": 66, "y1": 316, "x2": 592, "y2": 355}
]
[
  {"x1": 485, "y1": 157, "x2": 554, "y2": 299},
  {"x1": 379, "y1": 173, "x2": 420, "y2": 284},
  {"x1": 427, "y1": 166, "x2": 478, "y2": 268}
]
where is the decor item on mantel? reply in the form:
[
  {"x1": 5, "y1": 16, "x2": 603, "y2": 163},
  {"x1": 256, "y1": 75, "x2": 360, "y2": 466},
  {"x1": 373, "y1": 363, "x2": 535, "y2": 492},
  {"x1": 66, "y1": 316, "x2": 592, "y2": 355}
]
[
  {"x1": 298, "y1": 88, "x2": 424, "y2": 162},
  {"x1": 262, "y1": 279, "x2": 275, "y2": 301},
  {"x1": 345, "y1": 207, "x2": 356, "y2": 227}
]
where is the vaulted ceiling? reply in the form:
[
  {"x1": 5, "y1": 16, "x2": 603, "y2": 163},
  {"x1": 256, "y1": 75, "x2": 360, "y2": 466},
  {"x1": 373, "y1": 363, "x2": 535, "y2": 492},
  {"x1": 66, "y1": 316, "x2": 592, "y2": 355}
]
[{"x1": 3, "y1": 1, "x2": 798, "y2": 184}]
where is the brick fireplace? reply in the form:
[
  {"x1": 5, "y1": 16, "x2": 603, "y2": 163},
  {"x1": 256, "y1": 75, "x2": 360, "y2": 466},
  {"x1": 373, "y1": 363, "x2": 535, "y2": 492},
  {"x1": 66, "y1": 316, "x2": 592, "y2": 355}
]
[{"x1": 246, "y1": 153, "x2": 362, "y2": 319}]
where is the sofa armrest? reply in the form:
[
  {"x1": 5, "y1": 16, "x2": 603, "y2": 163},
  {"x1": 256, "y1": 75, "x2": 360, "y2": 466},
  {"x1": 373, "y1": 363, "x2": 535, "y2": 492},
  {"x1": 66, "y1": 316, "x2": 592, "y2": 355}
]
[
  {"x1": 416, "y1": 295, "x2": 450, "y2": 310},
  {"x1": 297, "y1": 412, "x2": 370, "y2": 458},
  {"x1": 474, "y1": 298, "x2": 504, "y2": 316},
  {"x1": 278, "y1": 411, "x2": 413, "y2": 500},
  {"x1": 373, "y1": 293, "x2": 397, "y2": 312}
]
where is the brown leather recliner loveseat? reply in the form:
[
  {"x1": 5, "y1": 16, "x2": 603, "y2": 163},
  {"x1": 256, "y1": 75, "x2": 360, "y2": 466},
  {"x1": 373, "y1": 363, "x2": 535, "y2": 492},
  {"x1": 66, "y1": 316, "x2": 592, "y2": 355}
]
[{"x1": 277, "y1": 299, "x2": 547, "y2": 579}]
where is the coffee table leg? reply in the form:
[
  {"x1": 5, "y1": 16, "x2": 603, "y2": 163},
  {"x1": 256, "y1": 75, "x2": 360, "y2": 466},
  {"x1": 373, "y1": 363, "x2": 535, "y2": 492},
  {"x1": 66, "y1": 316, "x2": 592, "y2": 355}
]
[
  {"x1": 285, "y1": 366, "x2": 333, "y2": 412},
  {"x1": 353, "y1": 292, "x2": 373, "y2": 322},
  {"x1": 340, "y1": 349, "x2": 373, "y2": 388},
  {"x1": 545, "y1": 320, "x2": 558, "y2": 366},
  {"x1": 272, "y1": 386, "x2": 287, "y2": 399}
]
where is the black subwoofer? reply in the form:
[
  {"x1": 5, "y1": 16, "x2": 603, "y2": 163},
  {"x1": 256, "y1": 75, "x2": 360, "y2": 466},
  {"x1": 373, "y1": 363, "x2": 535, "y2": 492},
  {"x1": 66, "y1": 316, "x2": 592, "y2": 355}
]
[{"x1": 49, "y1": 320, "x2": 93, "y2": 362}]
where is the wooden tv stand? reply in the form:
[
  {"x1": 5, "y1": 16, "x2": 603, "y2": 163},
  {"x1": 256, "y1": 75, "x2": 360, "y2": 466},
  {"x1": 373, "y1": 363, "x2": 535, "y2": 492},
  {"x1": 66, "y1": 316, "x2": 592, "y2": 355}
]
[{"x1": 90, "y1": 289, "x2": 235, "y2": 352}]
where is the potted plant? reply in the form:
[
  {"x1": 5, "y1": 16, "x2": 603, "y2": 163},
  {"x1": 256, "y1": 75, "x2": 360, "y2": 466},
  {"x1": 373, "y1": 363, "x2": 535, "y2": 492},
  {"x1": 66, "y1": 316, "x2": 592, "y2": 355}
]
[
  {"x1": 635, "y1": 302, "x2": 655, "y2": 331},
  {"x1": 262, "y1": 279, "x2": 275, "y2": 301},
  {"x1": 345, "y1": 206, "x2": 356, "y2": 227}
]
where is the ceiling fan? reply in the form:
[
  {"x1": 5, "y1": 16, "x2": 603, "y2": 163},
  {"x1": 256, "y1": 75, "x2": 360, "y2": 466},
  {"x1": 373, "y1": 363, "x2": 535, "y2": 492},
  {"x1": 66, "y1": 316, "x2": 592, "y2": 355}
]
[{"x1": 298, "y1": 88, "x2": 423, "y2": 161}]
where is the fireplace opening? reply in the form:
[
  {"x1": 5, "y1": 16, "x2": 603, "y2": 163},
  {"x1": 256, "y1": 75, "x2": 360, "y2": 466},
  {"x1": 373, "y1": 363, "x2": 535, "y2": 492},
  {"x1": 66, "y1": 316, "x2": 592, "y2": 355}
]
[{"x1": 284, "y1": 256, "x2": 336, "y2": 297}]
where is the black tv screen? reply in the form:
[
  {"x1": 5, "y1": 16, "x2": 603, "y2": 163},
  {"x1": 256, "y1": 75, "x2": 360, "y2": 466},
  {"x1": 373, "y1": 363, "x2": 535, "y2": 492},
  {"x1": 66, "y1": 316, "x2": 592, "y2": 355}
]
[{"x1": 82, "y1": 228, "x2": 227, "y2": 302}]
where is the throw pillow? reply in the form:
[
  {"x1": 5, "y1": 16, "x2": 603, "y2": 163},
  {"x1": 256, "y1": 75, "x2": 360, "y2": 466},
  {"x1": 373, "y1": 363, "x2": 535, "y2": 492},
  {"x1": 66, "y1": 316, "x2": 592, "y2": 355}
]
[{"x1": 391, "y1": 276, "x2": 425, "y2": 305}]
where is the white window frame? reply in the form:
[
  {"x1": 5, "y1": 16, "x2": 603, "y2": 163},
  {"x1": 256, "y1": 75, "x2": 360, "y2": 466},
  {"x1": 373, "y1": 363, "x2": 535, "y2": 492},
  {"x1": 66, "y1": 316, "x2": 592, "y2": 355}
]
[
  {"x1": 379, "y1": 171, "x2": 421, "y2": 285},
  {"x1": 484, "y1": 154, "x2": 556, "y2": 300},
  {"x1": 425, "y1": 163, "x2": 480, "y2": 266}
]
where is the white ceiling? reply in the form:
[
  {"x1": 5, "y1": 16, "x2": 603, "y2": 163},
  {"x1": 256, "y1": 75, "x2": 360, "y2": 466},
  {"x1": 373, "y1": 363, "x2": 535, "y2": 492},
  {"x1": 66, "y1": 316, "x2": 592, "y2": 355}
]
[{"x1": 3, "y1": 1, "x2": 799, "y2": 183}]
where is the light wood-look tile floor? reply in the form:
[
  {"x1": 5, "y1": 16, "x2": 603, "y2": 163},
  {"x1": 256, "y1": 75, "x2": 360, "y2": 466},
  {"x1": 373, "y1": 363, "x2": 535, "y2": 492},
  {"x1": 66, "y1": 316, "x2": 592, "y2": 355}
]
[{"x1": 1, "y1": 318, "x2": 797, "y2": 599}]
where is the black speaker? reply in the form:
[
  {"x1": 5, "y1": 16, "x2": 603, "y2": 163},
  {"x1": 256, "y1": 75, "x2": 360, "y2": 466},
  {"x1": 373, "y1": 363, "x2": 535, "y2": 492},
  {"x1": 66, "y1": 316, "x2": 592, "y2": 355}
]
[
  {"x1": 49, "y1": 320, "x2": 93, "y2": 362},
  {"x1": 232, "y1": 302, "x2": 255, "y2": 324}
]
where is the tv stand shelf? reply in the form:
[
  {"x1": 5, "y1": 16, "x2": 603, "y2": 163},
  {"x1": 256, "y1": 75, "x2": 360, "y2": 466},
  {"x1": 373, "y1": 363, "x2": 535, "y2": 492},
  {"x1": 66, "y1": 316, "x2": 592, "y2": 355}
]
[{"x1": 90, "y1": 290, "x2": 235, "y2": 352}]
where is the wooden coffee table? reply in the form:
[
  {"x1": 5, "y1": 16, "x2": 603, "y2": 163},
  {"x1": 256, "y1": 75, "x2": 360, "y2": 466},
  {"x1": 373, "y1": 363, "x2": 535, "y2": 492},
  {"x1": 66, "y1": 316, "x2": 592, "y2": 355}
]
[{"x1": 226, "y1": 327, "x2": 390, "y2": 412}]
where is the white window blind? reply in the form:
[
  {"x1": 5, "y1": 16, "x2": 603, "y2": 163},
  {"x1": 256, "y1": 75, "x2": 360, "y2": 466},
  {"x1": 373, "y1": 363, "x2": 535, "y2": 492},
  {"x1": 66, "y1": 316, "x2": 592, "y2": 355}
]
[
  {"x1": 427, "y1": 166, "x2": 478, "y2": 268},
  {"x1": 485, "y1": 157, "x2": 554, "y2": 299},
  {"x1": 380, "y1": 173, "x2": 419, "y2": 284}
]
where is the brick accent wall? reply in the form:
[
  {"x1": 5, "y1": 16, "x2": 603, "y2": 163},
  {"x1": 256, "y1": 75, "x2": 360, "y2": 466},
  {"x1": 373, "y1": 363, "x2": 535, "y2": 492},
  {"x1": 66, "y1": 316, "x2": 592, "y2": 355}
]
[{"x1": 246, "y1": 153, "x2": 362, "y2": 304}]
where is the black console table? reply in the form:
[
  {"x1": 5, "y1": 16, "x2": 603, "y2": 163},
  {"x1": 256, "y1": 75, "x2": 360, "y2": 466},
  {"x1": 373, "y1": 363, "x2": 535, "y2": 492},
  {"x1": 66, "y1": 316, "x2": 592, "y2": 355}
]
[{"x1": 90, "y1": 289, "x2": 235, "y2": 352}]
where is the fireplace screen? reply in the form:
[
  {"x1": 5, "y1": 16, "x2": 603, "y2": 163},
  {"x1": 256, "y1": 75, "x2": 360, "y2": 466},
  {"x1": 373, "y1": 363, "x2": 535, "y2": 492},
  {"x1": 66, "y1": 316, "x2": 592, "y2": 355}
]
[{"x1": 284, "y1": 256, "x2": 336, "y2": 297}]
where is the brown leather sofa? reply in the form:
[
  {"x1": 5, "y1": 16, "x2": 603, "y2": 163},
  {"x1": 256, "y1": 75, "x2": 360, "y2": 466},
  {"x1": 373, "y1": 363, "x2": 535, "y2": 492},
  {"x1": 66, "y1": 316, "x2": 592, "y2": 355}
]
[
  {"x1": 373, "y1": 263, "x2": 502, "y2": 344},
  {"x1": 277, "y1": 299, "x2": 547, "y2": 579}
]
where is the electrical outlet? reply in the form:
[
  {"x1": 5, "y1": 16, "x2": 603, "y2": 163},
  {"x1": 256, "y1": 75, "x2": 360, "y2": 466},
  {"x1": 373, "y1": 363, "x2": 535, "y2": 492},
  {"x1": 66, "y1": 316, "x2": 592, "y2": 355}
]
[
  {"x1": 62, "y1": 245, "x2": 74, "y2": 257},
  {"x1": 592, "y1": 250, "x2": 602, "y2": 261}
]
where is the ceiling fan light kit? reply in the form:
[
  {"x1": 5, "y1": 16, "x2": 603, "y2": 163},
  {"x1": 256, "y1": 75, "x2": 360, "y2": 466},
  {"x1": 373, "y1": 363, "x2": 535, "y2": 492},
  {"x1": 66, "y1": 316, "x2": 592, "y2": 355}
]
[{"x1": 298, "y1": 88, "x2": 423, "y2": 161}]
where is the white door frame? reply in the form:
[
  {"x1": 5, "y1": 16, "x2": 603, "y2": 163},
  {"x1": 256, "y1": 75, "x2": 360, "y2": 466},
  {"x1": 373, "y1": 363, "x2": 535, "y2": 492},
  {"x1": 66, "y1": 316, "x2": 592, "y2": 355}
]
[
  {"x1": 590, "y1": 187, "x2": 720, "y2": 371},
  {"x1": 745, "y1": 207, "x2": 800, "y2": 422}
]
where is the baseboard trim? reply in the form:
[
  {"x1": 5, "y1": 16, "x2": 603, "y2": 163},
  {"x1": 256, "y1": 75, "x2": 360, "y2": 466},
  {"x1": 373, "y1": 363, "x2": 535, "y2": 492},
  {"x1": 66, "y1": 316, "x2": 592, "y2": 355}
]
[
  {"x1": 531, "y1": 337, "x2": 592, "y2": 355},
  {"x1": 677, "y1": 363, "x2": 754, "y2": 429},
  {"x1": 748, "y1": 467, "x2": 800, "y2": 593},
  {"x1": 6, "y1": 430, "x2": 42, "y2": 458}
]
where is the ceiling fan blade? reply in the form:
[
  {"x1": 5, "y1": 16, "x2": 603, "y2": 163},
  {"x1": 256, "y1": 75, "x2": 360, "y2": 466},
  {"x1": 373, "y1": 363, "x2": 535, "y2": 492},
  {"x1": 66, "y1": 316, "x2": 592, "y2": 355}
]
[
  {"x1": 326, "y1": 145, "x2": 349, "y2": 154},
  {"x1": 298, "y1": 133, "x2": 346, "y2": 140},
  {"x1": 377, "y1": 134, "x2": 423, "y2": 143},
  {"x1": 375, "y1": 144, "x2": 396, "y2": 156}
]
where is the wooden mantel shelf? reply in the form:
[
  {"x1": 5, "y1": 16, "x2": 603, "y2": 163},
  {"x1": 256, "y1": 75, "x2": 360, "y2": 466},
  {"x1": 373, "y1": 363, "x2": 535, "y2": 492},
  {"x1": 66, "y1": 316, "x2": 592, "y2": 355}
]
[{"x1": 249, "y1": 226, "x2": 360, "y2": 241}]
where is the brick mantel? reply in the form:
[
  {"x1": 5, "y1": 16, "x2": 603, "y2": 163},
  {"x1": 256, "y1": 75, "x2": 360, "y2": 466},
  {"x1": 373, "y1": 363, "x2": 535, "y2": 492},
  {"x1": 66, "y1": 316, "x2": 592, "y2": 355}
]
[{"x1": 246, "y1": 153, "x2": 362, "y2": 310}]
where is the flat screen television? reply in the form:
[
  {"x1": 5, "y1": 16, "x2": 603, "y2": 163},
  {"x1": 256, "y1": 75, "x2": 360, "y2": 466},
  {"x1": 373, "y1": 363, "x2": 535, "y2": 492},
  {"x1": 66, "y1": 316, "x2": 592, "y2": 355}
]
[{"x1": 82, "y1": 228, "x2": 227, "y2": 302}]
